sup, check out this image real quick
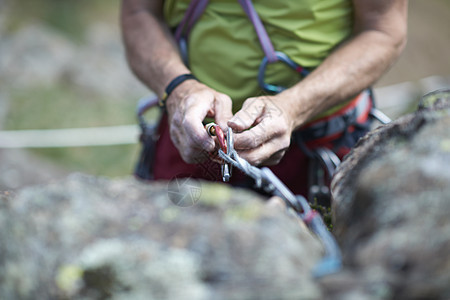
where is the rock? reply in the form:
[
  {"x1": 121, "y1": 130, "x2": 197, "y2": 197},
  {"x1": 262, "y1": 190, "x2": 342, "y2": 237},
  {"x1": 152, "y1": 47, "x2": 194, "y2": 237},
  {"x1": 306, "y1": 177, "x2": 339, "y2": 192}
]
[
  {"x1": 0, "y1": 22, "x2": 147, "y2": 100},
  {"x1": 0, "y1": 24, "x2": 76, "y2": 88},
  {"x1": 0, "y1": 149, "x2": 68, "y2": 191},
  {"x1": 331, "y1": 89, "x2": 450, "y2": 299},
  {"x1": 0, "y1": 92, "x2": 10, "y2": 129},
  {"x1": 0, "y1": 174, "x2": 324, "y2": 300},
  {"x1": 373, "y1": 81, "x2": 421, "y2": 119},
  {"x1": 63, "y1": 22, "x2": 148, "y2": 100},
  {"x1": 373, "y1": 76, "x2": 450, "y2": 120}
]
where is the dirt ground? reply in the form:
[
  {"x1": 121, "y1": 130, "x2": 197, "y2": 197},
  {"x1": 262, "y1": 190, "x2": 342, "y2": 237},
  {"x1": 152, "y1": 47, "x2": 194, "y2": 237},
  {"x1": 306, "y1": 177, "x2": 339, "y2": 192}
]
[{"x1": 376, "y1": 0, "x2": 450, "y2": 87}]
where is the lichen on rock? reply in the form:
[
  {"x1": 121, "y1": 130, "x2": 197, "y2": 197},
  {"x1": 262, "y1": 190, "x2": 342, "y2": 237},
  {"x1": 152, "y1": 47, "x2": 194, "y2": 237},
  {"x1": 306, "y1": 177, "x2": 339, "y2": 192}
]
[
  {"x1": 330, "y1": 89, "x2": 450, "y2": 299},
  {"x1": 0, "y1": 174, "x2": 323, "y2": 300}
]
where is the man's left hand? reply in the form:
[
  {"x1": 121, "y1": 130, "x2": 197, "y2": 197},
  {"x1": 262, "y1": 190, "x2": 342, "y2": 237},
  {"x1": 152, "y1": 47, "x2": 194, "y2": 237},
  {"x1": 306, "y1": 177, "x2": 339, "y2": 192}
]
[{"x1": 228, "y1": 95, "x2": 295, "y2": 166}]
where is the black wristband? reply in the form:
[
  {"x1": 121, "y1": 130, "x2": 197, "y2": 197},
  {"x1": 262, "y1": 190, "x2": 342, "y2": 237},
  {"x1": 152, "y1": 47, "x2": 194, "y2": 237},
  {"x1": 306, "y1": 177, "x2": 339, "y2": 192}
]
[{"x1": 159, "y1": 73, "x2": 198, "y2": 107}]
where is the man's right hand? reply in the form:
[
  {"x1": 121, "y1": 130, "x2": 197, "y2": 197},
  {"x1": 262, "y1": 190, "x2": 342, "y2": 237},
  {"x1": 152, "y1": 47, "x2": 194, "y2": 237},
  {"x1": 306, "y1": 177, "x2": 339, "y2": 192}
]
[
  {"x1": 165, "y1": 79, "x2": 233, "y2": 164},
  {"x1": 121, "y1": 0, "x2": 233, "y2": 163}
]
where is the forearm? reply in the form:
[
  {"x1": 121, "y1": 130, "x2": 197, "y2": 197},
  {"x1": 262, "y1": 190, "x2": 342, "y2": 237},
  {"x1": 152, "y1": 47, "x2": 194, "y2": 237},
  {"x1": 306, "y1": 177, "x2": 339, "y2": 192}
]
[
  {"x1": 280, "y1": 0, "x2": 408, "y2": 130},
  {"x1": 120, "y1": 0, "x2": 189, "y2": 97},
  {"x1": 281, "y1": 30, "x2": 406, "y2": 129}
]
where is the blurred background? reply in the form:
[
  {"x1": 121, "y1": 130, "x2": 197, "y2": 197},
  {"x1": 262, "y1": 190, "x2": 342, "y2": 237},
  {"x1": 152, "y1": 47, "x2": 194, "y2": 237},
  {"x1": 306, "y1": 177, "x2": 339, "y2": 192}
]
[{"x1": 0, "y1": 0, "x2": 449, "y2": 190}]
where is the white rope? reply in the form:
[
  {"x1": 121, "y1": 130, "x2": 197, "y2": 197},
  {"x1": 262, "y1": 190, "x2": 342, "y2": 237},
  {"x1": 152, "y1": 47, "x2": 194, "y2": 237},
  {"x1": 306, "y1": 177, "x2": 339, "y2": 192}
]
[{"x1": 0, "y1": 125, "x2": 139, "y2": 148}]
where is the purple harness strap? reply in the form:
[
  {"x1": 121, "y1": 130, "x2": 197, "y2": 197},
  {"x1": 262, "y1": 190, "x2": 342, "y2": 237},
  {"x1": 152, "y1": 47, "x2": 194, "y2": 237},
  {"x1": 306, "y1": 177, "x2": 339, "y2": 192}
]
[
  {"x1": 176, "y1": 0, "x2": 278, "y2": 63},
  {"x1": 175, "y1": 0, "x2": 210, "y2": 42},
  {"x1": 175, "y1": 0, "x2": 309, "y2": 92},
  {"x1": 237, "y1": 0, "x2": 277, "y2": 63}
]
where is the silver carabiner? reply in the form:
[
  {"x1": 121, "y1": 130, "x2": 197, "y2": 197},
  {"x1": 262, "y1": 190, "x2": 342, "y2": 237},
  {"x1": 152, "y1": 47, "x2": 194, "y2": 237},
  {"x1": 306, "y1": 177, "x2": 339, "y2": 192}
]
[{"x1": 222, "y1": 127, "x2": 234, "y2": 182}]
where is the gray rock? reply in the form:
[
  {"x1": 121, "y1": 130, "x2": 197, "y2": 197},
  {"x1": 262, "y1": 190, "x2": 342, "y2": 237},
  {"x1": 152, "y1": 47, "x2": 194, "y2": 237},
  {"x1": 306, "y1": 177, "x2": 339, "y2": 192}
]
[
  {"x1": 0, "y1": 24, "x2": 75, "y2": 88},
  {"x1": 0, "y1": 174, "x2": 323, "y2": 300},
  {"x1": 0, "y1": 149, "x2": 69, "y2": 191},
  {"x1": 0, "y1": 22, "x2": 147, "y2": 100},
  {"x1": 331, "y1": 89, "x2": 450, "y2": 299},
  {"x1": 0, "y1": 92, "x2": 10, "y2": 129},
  {"x1": 63, "y1": 22, "x2": 148, "y2": 100}
]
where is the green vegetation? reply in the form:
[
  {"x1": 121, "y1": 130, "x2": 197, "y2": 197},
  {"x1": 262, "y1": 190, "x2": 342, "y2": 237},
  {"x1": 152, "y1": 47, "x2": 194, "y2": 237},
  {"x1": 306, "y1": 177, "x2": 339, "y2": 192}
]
[
  {"x1": 1, "y1": 0, "x2": 149, "y2": 177},
  {"x1": 34, "y1": 145, "x2": 139, "y2": 177},
  {"x1": 6, "y1": 85, "x2": 135, "y2": 130},
  {"x1": 5, "y1": 84, "x2": 142, "y2": 177},
  {"x1": 4, "y1": 0, "x2": 119, "y2": 41}
]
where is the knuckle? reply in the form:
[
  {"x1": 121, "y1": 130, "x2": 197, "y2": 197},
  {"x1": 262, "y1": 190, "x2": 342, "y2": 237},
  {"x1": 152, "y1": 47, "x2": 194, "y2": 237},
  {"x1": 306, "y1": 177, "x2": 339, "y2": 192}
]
[
  {"x1": 273, "y1": 122, "x2": 285, "y2": 135},
  {"x1": 252, "y1": 158, "x2": 262, "y2": 166},
  {"x1": 280, "y1": 138, "x2": 291, "y2": 150},
  {"x1": 171, "y1": 112, "x2": 183, "y2": 127},
  {"x1": 217, "y1": 92, "x2": 232, "y2": 102},
  {"x1": 242, "y1": 97, "x2": 258, "y2": 108},
  {"x1": 251, "y1": 133, "x2": 264, "y2": 148},
  {"x1": 244, "y1": 154, "x2": 258, "y2": 166},
  {"x1": 180, "y1": 117, "x2": 190, "y2": 129},
  {"x1": 181, "y1": 147, "x2": 200, "y2": 164},
  {"x1": 180, "y1": 118, "x2": 197, "y2": 135}
]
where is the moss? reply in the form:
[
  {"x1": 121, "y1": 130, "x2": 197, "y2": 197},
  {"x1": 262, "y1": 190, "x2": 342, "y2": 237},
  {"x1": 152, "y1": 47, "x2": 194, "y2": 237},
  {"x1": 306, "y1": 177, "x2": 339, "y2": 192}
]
[
  {"x1": 55, "y1": 264, "x2": 84, "y2": 296},
  {"x1": 197, "y1": 183, "x2": 232, "y2": 207},
  {"x1": 3, "y1": 0, "x2": 118, "y2": 41},
  {"x1": 225, "y1": 202, "x2": 263, "y2": 222},
  {"x1": 160, "y1": 207, "x2": 181, "y2": 223},
  {"x1": 440, "y1": 139, "x2": 450, "y2": 153},
  {"x1": 4, "y1": 85, "x2": 141, "y2": 176}
]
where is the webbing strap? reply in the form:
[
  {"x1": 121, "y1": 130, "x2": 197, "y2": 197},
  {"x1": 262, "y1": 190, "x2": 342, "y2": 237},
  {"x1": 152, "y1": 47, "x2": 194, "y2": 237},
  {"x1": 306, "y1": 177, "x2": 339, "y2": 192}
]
[{"x1": 237, "y1": 0, "x2": 278, "y2": 63}]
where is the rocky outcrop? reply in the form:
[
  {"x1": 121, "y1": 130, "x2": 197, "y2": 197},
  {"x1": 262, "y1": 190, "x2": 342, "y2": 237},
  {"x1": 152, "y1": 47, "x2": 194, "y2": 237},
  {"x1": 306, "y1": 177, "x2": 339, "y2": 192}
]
[
  {"x1": 0, "y1": 23, "x2": 147, "y2": 100},
  {"x1": 2, "y1": 88, "x2": 450, "y2": 299},
  {"x1": 331, "y1": 89, "x2": 450, "y2": 299},
  {"x1": 0, "y1": 174, "x2": 323, "y2": 300}
]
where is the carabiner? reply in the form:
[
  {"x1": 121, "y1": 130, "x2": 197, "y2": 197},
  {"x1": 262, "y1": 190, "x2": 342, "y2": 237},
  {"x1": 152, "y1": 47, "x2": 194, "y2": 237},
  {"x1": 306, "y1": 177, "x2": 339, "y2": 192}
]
[
  {"x1": 205, "y1": 123, "x2": 232, "y2": 181},
  {"x1": 206, "y1": 123, "x2": 227, "y2": 153},
  {"x1": 258, "y1": 51, "x2": 310, "y2": 94}
]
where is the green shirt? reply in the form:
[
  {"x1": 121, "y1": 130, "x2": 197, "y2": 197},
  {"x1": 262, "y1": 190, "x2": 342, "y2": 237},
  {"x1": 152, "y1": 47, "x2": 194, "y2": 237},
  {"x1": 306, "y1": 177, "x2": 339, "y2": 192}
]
[{"x1": 164, "y1": 0, "x2": 354, "y2": 113}]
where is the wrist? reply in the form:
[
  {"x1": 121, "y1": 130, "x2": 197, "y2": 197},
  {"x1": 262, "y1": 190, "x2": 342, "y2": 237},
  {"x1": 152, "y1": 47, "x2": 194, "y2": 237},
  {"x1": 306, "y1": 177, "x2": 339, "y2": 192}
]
[
  {"x1": 277, "y1": 88, "x2": 317, "y2": 130},
  {"x1": 159, "y1": 73, "x2": 198, "y2": 108},
  {"x1": 272, "y1": 93, "x2": 302, "y2": 131}
]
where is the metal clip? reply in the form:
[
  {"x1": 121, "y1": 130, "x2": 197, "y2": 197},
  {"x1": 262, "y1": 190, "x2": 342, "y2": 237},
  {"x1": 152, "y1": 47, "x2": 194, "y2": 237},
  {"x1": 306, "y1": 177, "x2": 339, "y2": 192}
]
[
  {"x1": 205, "y1": 123, "x2": 233, "y2": 182},
  {"x1": 222, "y1": 127, "x2": 233, "y2": 182}
]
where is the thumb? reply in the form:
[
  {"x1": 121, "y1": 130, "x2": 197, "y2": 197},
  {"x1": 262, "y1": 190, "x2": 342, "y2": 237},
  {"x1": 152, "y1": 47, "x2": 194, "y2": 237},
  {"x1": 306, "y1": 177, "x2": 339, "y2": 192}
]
[{"x1": 228, "y1": 98, "x2": 262, "y2": 132}]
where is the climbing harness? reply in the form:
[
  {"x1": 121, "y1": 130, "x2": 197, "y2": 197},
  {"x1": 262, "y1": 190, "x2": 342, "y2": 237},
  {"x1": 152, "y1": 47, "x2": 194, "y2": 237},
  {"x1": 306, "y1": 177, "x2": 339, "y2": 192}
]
[
  {"x1": 206, "y1": 125, "x2": 342, "y2": 277},
  {"x1": 135, "y1": 95, "x2": 161, "y2": 180}
]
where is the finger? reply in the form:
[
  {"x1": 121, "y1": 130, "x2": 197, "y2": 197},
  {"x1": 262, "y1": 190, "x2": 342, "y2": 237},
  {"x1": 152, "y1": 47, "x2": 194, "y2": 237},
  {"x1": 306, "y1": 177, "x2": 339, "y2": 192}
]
[
  {"x1": 233, "y1": 117, "x2": 284, "y2": 150},
  {"x1": 262, "y1": 149, "x2": 287, "y2": 166},
  {"x1": 214, "y1": 93, "x2": 233, "y2": 131},
  {"x1": 183, "y1": 98, "x2": 216, "y2": 153},
  {"x1": 170, "y1": 124, "x2": 208, "y2": 164},
  {"x1": 228, "y1": 98, "x2": 263, "y2": 132},
  {"x1": 238, "y1": 138, "x2": 289, "y2": 166}
]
